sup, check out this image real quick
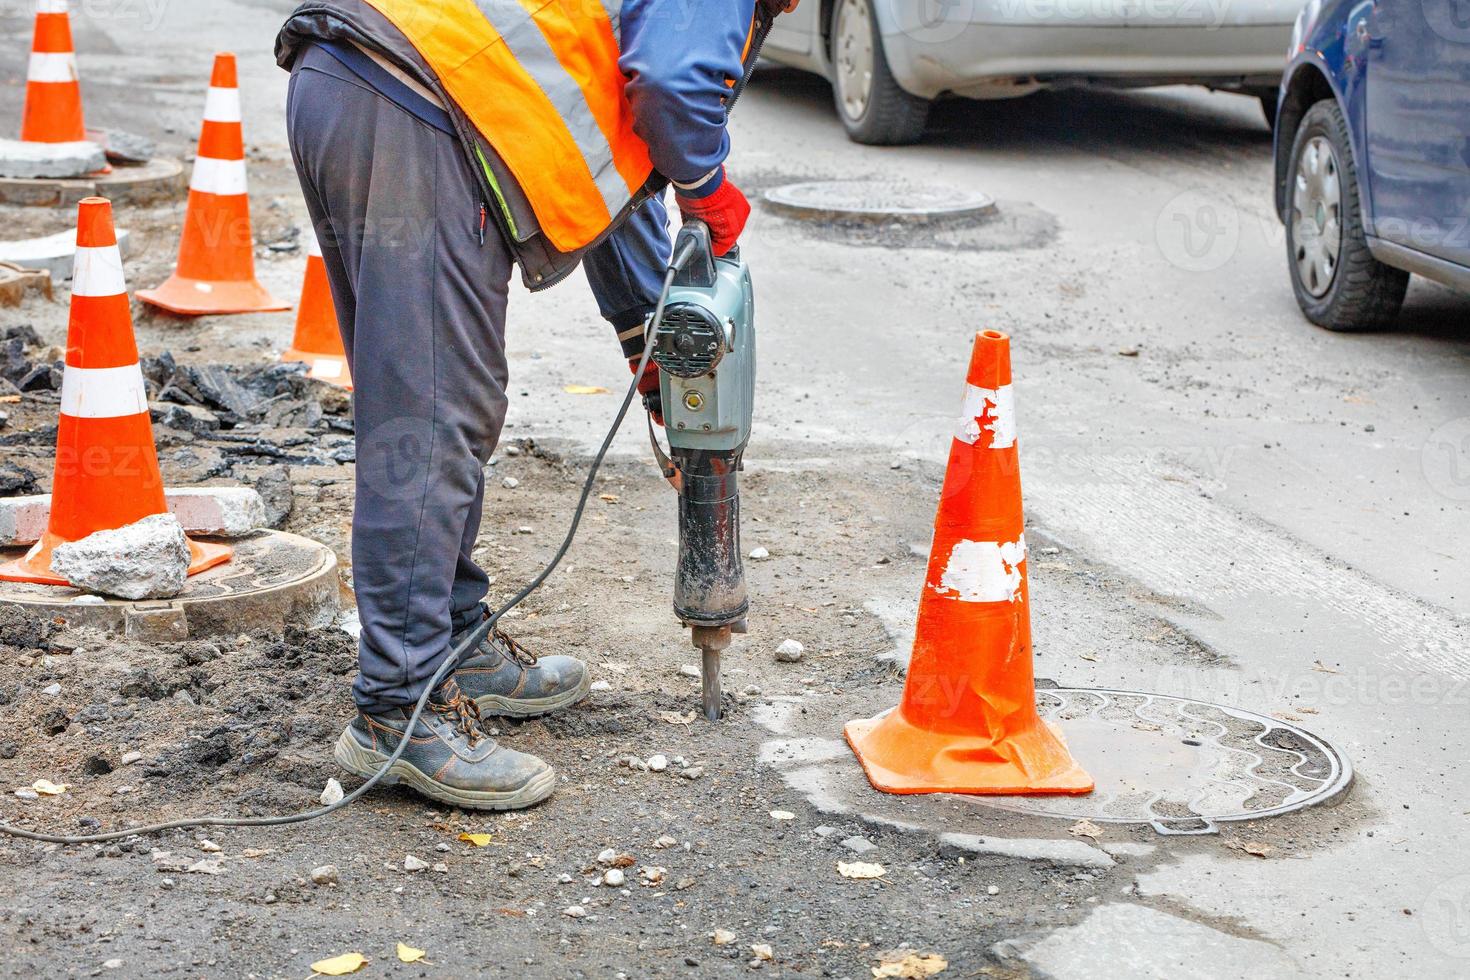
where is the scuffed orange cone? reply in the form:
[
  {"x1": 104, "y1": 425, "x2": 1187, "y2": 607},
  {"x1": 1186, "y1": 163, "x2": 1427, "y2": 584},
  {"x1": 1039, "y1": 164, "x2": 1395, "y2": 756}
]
[
  {"x1": 0, "y1": 198, "x2": 231, "y2": 586},
  {"x1": 137, "y1": 53, "x2": 286, "y2": 316},
  {"x1": 20, "y1": 0, "x2": 86, "y2": 144},
  {"x1": 845, "y1": 330, "x2": 1092, "y2": 795},
  {"x1": 281, "y1": 229, "x2": 351, "y2": 387}
]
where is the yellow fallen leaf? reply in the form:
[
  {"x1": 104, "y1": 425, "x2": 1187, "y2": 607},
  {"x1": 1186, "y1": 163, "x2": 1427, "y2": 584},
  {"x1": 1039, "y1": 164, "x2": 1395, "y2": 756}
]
[
  {"x1": 564, "y1": 384, "x2": 610, "y2": 395},
  {"x1": 1068, "y1": 819, "x2": 1104, "y2": 840},
  {"x1": 31, "y1": 779, "x2": 67, "y2": 796},
  {"x1": 658, "y1": 710, "x2": 697, "y2": 726},
  {"x1": 873, "y1": 951, "x2": 949, "y2": 978},
  {"x1": 838, "y1": 861, "x2": 886, "y2": 880},
  {"x1": 458, "y1": 832, "x2": 494, "y2": 847},
  {"x1": 310, "y1": 952, "x2": 367, "y2": 976},
  {"x1": 1228, "y1": 839, "x2": 1275, "y2": 858},
  {"x1": 0, "y1": 395, "x2": 19, "y2": 404},
  {"x1": 599, "y1": 493, "x2": 620, "y2": 503},
  {"x1": 396, "y1": 943, "x2": 426, "y2": 963}
]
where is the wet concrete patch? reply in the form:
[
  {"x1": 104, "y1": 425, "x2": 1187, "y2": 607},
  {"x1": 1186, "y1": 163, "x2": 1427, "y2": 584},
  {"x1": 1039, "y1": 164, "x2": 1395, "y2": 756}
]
[{"x1": 1005, "y1": 903, "x2": 1306, "y2": 979}]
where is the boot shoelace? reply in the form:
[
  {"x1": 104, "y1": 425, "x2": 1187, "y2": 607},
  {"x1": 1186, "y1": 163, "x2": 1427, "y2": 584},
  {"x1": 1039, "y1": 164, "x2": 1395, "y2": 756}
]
[
  {"x1": 491, "y1": 626, "x2": 539, "y2": 668},
  {"x1": 429, "y1": 690, "x2": 488, "y2": 748}
]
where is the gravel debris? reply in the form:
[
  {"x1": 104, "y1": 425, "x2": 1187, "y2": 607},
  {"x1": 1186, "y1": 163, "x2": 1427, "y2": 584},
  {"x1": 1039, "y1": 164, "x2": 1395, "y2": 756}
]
[{"x1": 319, "y1": 778, "x2": 344, "y2": 805}]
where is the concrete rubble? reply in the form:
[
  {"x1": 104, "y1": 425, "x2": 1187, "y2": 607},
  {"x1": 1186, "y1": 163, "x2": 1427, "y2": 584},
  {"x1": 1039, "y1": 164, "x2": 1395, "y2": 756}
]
[
  {"x1": 164, "y1": 487, "x2": 266, "y2": 538},
  {"x1": 0, "y1": 138, "x2": 106, "y2": 180},
  {"x1": 0, "y1": 229, "x2": 132, "y2": 282},
  {"x1": 50, "y1": 514, "x2": 191, "y2": 600},
  {"x1": 0, "y1": 262, "x2": 51, "y2": 307},
  {"x1": 0, "y1": 487, "x2": 267, "y2": 547}
]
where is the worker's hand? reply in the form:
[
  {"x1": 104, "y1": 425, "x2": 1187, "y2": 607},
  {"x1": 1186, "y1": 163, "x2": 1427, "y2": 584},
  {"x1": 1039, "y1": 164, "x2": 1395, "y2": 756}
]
[
  {"x1": 632, "y1": 358, "x2": 664, "y2": 426},
  {"x1": 675, "y1": 167, "x2": 750, "y2": 257}
]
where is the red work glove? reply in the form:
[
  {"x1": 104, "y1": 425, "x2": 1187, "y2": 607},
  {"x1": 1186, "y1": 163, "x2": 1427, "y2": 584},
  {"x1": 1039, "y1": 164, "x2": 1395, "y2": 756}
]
[
  {"x1": 631, "y1": 358, "x2": 663, "y2": 427},
  {"x1": 675, "y1": 167, "x2": 750, "y2": 257}
]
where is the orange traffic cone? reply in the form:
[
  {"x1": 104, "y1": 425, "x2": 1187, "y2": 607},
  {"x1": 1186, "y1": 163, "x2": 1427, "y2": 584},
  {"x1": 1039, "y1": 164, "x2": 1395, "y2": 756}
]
[
  {"x1": 20, "y1": 0, "x2": 86, "y2": 144},
  {"x1": 845, "y1": 330, "x2": 1093, "y2": 795},
  {"x1": 0, "y1": 198, "x2": 232, "y2": 587},
  {"x1": 281, "y1": 229, "x2": 351, "y2": 387},
  {"x1": 137, "y1": 53, "x2": 286, "y2": 316}
]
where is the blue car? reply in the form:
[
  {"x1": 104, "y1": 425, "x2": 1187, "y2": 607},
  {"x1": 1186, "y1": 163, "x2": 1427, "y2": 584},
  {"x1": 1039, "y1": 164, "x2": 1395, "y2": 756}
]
[{"x1": 1273, "y1": 0, "x2": 1470, "y2": 330}]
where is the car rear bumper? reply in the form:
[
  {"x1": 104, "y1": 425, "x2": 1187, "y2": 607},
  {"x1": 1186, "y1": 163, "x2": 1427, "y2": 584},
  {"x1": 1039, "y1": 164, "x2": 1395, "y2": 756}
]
[{"x1": 880, "y1": 20, "x2": 1293, "y2": 99}]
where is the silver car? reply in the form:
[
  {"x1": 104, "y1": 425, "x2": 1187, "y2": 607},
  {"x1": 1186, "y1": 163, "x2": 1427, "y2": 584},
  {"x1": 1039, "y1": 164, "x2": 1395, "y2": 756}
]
[{"x1": 760, "y1": 0, "x2": 1303, "y2": 143}]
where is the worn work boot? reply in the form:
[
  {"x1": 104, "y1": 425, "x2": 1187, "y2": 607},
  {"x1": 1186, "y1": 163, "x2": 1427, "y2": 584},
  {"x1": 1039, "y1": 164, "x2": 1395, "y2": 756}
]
[
  {"x1": 451, "y1": 617, "x2": 591, "y2": 718},
  {"x1": 333, "y1": 678, "x2": 555, "y2": 811}
]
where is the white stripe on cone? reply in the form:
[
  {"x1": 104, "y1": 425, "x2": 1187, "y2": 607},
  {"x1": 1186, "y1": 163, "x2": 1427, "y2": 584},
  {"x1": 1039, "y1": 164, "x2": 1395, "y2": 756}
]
[
  {"x1": 307, "y1": 230, "x2": 323, "y2": 258},
  {"x1": 189, "y1": 156, "x2": 248, "y2": 196},
  {"x1": 36, "y1": 0, "x2": 70, "y2": 12},
  {"x1": 59, "y1": 363, "x2": 149, "y2": 419},
  {"x1": 935, "y1": 536, "x2": 1028, "y2": 604},
  {"x1": 71, "y1": 245, "x2": 126, "y2": 298},
  {"x1": 27, "y1": 52, "x2": 78, "y2": 83},
  {"x1": 201, "y1": 86, "x2": 241, "y2": 124},
  {"x1": 955, "y1": 383, "x2": 1016, "y2": 449},
  {"x1": 310, "y1": 357, "x2": 344, "y2": 380}
]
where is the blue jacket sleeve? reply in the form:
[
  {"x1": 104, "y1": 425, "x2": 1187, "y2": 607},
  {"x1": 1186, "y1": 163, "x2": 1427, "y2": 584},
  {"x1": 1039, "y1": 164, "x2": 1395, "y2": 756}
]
[
  {"x1": 619, "y1": 0, "x2": 757, "y2": 186},
  {"x1": 584, "y1": 191, "x2": 671, "y2": 343}
]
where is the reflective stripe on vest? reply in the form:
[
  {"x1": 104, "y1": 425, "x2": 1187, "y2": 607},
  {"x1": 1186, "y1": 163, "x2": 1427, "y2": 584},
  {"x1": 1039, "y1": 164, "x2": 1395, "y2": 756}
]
[{"x1": 364, "y1": 0, "x2": 652, "y2": 253}]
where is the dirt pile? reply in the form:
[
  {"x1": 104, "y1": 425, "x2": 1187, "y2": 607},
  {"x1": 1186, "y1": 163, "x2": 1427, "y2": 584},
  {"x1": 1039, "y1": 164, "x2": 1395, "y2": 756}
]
[{"x1": 0, "y1": 606, "x2": 357, "y2": 834}]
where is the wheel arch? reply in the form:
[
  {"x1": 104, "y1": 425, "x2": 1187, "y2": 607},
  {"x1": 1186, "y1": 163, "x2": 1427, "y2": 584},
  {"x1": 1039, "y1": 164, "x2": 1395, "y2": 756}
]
[
  {"x1": 1274, "y1": 62, "x2": 1340, "y2": 221},
  {"x1": 820, "y1": 0, "x2": 837, "y2": 57},
  {"x1": 823, "y1": 0, "x2": 924, "y2": 96}
]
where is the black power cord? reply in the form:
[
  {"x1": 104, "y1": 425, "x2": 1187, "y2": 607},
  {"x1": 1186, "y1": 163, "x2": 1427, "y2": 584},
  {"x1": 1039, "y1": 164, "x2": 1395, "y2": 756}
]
[{"x1": 0, "y1": 259, "x2": 689, "y2": 846}]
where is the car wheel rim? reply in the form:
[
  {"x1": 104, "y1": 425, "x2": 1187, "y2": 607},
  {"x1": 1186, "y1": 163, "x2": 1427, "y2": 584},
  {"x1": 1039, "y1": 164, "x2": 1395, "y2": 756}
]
[
  {"x1": 1291, "y1": 135, "x2": 1342, "y2": 298},
  {"x1": 835, "y1": 0, "x2": 874, "y2": 121}
]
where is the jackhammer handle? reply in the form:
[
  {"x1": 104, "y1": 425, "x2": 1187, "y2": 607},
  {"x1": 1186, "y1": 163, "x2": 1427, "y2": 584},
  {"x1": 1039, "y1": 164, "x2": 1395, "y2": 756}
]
[{"x1": 671, "y1": 220, "x2": 717, "y2": 288}]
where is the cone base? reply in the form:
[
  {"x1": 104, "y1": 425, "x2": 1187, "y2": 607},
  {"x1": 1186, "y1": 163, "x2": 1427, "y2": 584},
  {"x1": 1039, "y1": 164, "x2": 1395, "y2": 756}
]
[
  {"x1": 281, "y1": 348, "x2": 352, "y2": 388},
  {"x1": 844, "y1": 709, "x2": 1094, "y2": 796},
  {"x1": 0, "y1": 532, "x2": 233, "y2": 587},
  {"x1": 137, "y1": 276, "x2": 288, "y2": 316}
]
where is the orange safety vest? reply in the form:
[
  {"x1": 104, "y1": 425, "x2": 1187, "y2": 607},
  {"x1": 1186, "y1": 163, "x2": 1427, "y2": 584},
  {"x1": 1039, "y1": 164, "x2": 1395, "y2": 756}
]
[{"x1": 363, "y1": 0, "x2": 654, "y2": 254}]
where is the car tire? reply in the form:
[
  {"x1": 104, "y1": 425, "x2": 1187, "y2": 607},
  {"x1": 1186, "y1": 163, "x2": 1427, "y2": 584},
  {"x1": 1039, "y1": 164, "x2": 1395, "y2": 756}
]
[
  {"x1": 1285, "y1": 99, "x2": 1408, "y2": 331},
  {"x1": 830, "y1": 0, "x2": 929, "y2": 145}
]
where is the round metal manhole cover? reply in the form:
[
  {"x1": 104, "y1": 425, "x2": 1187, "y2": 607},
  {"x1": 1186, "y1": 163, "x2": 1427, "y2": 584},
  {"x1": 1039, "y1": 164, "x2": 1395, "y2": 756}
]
[
  {"x1": 0, "y1": 529, "x2": 339, "y2": 637},
  {"x1": 955, "y1": 688, "x2": 1354, "y2": 835},
  {"x1": 763, "y1": 180, "x2": 997, "y2": 224}
]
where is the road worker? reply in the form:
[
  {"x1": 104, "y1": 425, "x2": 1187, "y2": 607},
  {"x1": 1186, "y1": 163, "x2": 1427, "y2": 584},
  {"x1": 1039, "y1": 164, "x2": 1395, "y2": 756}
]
[{"x1": 274, "y1": 0, "x2": 791, "y2": 809}]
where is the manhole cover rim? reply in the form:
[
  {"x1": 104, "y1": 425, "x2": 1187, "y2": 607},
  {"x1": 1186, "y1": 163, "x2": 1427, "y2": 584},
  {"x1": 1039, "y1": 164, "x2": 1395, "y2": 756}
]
[
  {"x1": 763, "y1": 180, "x2": 998, "y2": 221},
  {"x1": 952, "y1": 687, "x2": 1355, "y2": 831},
  {"x1": 0, "y1": 529, "x2": 335, "y2": 607}
]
